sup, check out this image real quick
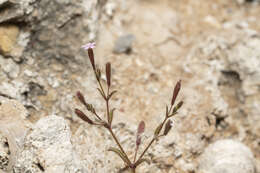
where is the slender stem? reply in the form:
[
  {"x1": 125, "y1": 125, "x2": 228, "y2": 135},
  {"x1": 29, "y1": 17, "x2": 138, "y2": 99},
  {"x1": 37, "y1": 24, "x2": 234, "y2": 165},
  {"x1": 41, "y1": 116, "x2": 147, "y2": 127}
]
[
  {"x1": 108, "y1": 127, "x2": 132, "y2": 164},
  {"x1": 93, "y1": 111, "x2": 102, "y2": 120},
  {"x1": 105, "y1": 85, "x2": 132, "y2": 165},
  {"x1": 90, "y1": 61, "x2": 133, "y2": 168},
  {"x1": 168, "y1": 104, "x2": 174, "y2": 116},
  {"x1": 106, "y1": 87, "x2": 110, "y2": 121},
  {"x1": 133, "y1": 146, "x2": 138, "y2": 163},
  {"x1": 97, "y1": 80, "x2": 106, "y2": 98},
  {"x1": 136, "y1": 138, "x2": 155, "y2": 164},
  {"x1": 135, "y1": 103, "x2": 173, "y2": 165},
  {"x1": 106, "y1": 100, "x2": 109, "y2": 121},
  {"x1": 135, "y1": 117, "x2": 168, "y2": 164}
]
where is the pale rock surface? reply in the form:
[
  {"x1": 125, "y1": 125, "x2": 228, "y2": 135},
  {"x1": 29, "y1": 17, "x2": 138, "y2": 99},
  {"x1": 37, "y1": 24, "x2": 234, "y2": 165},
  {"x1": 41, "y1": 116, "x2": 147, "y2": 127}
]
[
  {"x1": 0, "y1": 98, "x2": 30, "y2": 172},
  {"x1": 0, "y1": 56, "x2": 20, "y2": 79},
  {"x1": 0, "y1": 0, "x2": 259, "y2": 172},
  {"x1": 0, "y1": 0, "x2": 36, "y2": 23},
  {"x1": 14, "y1": 115, "x2": 85, "y2": 173},
  {"x1": 0, "y1": 133, "x2": 9, "y2": 171},
  {"x1": 0, "y1": 0, "x2": 106, "y2": 64},
  {"x1": 198, "y1": 139, "x2": 256, "y2": 173},
  {"x1": 27, "y1": 0, "x2": 105, "y2": 65},
  {"x1": 0, "y1": 25, "x2": 19, "y2": 56},
  {"x1": 184, "y1": 28, "x2": 260, "y2": 139},
  {"x1": 0, "y1": 80, "x2": 47, "y2": 110}
]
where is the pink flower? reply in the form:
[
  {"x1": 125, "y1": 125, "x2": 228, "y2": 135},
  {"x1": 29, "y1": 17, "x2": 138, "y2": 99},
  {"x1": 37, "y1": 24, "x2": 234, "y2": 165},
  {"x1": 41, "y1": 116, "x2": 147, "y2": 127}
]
[{"x1": 81, "y1": 42, "x2": 96, "y2": 50}]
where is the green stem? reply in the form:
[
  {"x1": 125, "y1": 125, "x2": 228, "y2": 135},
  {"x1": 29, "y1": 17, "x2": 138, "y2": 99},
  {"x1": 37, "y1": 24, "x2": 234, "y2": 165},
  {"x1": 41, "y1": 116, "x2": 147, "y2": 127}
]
[
  {"x1": 168, "y1": 104, "x2": 174, "y2": 117},
  {"x1": 108, "y1": 127, "x2": 132, "y2": 165},
  {"x1": 97, "y1": 80, "x2": 106, "y2": 98},
  {"x1": 136, "y1": 137, "x2": 155, "y2": 164},
  {"x1": 105, "y1": 85, "x2": 132, "y2": 165},
  {"x1": 133, "y1": 146, "x2": 138, "y2": 163},
  {"x1": 106, "y1": 87, "x2": 110, "y2": 122},
  {"x1": 135, "y1": 116, "x2": 168, "y2": 164},
  {"x1": 93, "y1": 111, "x2": 102, "y2": 120}
]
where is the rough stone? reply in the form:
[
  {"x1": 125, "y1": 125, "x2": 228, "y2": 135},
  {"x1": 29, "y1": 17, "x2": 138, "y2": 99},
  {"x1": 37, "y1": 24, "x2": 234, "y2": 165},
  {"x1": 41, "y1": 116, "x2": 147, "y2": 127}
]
[
  {"x1": 0, "y1": 99, "x2": 30, "y2": 171},
  {"x1": 113, "y1": 34, "x2": 135, "y2": 54},
  {"x1": 0, "y1": 25, "x2": 19, "y2": 56},
  {"x1": 237, "y1": 0, "x2": 260, "y2": 4},
  {"x1": 183, "y1": 28, "x2": 260, "y2": 140},
  {"x1": 26, "y1": 0, "x2": 106, "y2": 65},
  {"x1": 0, "y1": 0, "x2": 106, "y2": 64},
  {"x1": 0, "y1": 133, "x2": 9, "y2": 171},
  {"x1": 14, "y1": 115, "x2": 85, "y2": 173},
  {"x1": 0, "y1": 57, "x2": 20, "y2": 79},
  {"x1": 0, "y1": 0, "x2": 8, "y2": 8},
  {"x1": 225, "y1": 37, "x2": 260, "y2": 96},
  {"x1": 0, "y1": 0, "x2": 36, "y2": 23},
  {"x1": 198, "y1": 139, "x2": 256, "y2": 173}
]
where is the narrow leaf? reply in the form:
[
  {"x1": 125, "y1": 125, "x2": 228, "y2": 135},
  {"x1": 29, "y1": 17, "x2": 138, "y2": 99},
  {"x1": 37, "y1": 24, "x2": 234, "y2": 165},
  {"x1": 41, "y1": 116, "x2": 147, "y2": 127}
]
[
  {"x1": 176, "y1": 101, "x2": 183, "y2": 110},
  {"x1": 108, "y1": 90, "x2": 117, "y2": 99},
  {"x1": 163, "y1": 120, "x2": 172, "y2": 136},
  {"x1": 108, "y1": 147, "x2": 130, "y2": 165},
  {"x1": 108, "y1": 108, "x2": 115, "y2": 125},
  {"x1": 106, "y1": 62, "x2": 111, "y2": 87},
  {"x1": 95, "y1": 119, "x2": 107, "y2": 126},
  {"x1": 135, "y1": 158, "x2": 150, "y2": 167},
  {"x1": 95, "y1": 68, "x2": 101, "y2": 81},
  {"x1": 75, "y1": 108, "x2": 94, "y2": 125},
  {"x1": 88, "y1": 48, "x2": 95, "y2": 70},
  {"x1": 97, "y1": 88, "x2": 106, "y2": 99},
  {"x1": 154, "y1": 123, "x2": 163, "y2": 137},
  {"x1": 166, "y1": 105, "x2": 169, "y2": 117},
  {"x1": 170, "y1": 101, "x2": 184, "y2": 116},
  {"x1": 89, "y1": 104, "x2": 96, "y2": 114},
  {"x1": 84, "y1": 103, "x2": 96, "y2": 114},
  {"x1": 171, "y1": 80, "x2": 181, "y2": 106}
]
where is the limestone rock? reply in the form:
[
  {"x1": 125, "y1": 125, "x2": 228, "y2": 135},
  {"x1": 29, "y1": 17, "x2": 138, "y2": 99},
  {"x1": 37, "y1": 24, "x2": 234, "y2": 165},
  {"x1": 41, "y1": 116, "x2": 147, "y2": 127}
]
[
  {"x1": 0, "y1": 0, "x2": 9, "y2": 8},
  {"x1": 0, "y1": 80, "x2": 47, "y2": 109},
  {"x1": 183, "y1": 29, "x2": 260, "y2": 140},
  {"x1": 198, "y1": 139, "x2": 256, "y2": 173},
  {"x1": 225, "y1": 37, "x2": 260, "y2": 96},
  {"x1": 0, "y1": 98, "x2": 30, "y2": 172},
  {"x1": 113, "y1": 34, "x2": 135, "y2": 54},
  {"x1": 0, "y1": 0, "x2": 36, "y2": 23},
  {"x1": 0, "y1": 25, "x2": 19, "y2": 56},
  {"x1": 0, "y1": 56, "x2": 20, "y2": 79},
  {"x1": 0, "y1": 0, "x2": 106, "y2": 64},
  {"x1": 27, "y1": 0, "x2": 106, "y2": 65},
  {"x1": 0, "y1": 133, "x2": 9, "y2": 171},
  {"x1": 14, "y1": 115, "x2": 85, "y2": 172},
  {"x1": 237, "y1": 0, "x2": 260, "y2": 4}
]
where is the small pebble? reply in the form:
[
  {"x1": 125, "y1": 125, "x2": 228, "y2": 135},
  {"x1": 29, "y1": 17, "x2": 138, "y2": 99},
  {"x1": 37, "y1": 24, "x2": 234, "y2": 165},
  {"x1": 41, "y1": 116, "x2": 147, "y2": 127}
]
[{"x1": 113, "y1": 34, "x2": 135, "y2": 54}]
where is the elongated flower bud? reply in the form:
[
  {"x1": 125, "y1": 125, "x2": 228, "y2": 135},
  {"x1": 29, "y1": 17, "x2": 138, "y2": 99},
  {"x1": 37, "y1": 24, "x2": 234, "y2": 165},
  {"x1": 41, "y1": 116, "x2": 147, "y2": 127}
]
[
  {"x1": 163, "y1": 120, "x2": 172, "y2": 136},
  {"x1": 106, "y1": 62, "x2": 111, "y2": 87},
  {"x1": 171, "y1": 80, "x2": 181, "y2": 106},
  {"x1": 75, "y1": 108, "x2": 94, "y2": 125},
  {"x1": 88, "y1": 49, "x2": 95, "y2": 70},
  {"x1": 136, "y1": 121, "x2": 145, "y2": 146},
  {"x1": 76, "y1": 91, "x2": 87, "y2": 106}
]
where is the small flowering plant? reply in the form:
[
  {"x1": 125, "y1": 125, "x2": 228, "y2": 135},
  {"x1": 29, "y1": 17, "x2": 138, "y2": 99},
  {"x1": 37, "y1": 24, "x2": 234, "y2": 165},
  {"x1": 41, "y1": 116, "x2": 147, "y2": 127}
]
[{"x1": 75, "y1": 42, "x2": 183, "y2": 173}]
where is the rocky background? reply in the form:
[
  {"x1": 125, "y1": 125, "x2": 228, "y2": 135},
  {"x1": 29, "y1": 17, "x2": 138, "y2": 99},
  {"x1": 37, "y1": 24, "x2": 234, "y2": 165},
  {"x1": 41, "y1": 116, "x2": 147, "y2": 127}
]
[{"x1": 0, "y1": 0, "x2": 259, "y2": 172}]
